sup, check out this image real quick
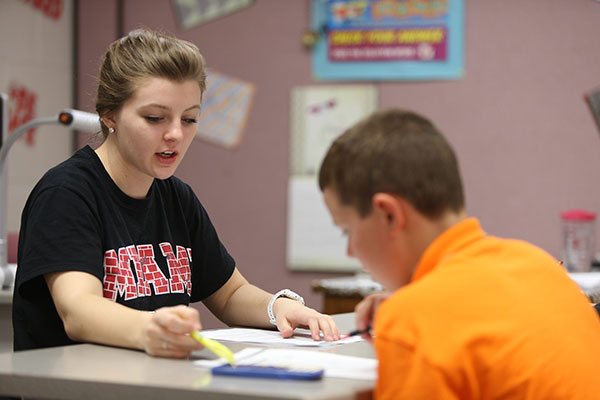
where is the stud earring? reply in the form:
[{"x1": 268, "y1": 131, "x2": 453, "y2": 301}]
[{"x1": 108, "y1": 127, "x2": 115, "y2": 134}]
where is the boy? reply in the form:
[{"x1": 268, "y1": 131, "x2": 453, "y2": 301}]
[{"x1": 319, "y1": 109, "x2": 600, "y2": 399}]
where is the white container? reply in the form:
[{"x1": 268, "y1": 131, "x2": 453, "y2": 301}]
[{"x1": 561, "y1": 209, "x2": 596, "y2": 273}]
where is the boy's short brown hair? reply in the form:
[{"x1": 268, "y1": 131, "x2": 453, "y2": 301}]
[{"x1": 318, "y1": 109, "x2": 464, "y2": 218}]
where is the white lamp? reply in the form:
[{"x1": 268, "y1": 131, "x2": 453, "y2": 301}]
[{"x1": 0, "y1": 92, "x2": 101, "y2": 288}]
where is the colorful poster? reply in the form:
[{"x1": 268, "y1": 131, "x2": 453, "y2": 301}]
[
  {"x1": 195, "y1": 70, "x2": 255, "y2": 150},
  {"x1": 312, "y1": 0, "x2": 464, "y2": 81}
]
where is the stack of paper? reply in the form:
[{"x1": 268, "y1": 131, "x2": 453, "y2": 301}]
[{"x1": 200, "y1": 327, "x2": 363, "y2": 347}]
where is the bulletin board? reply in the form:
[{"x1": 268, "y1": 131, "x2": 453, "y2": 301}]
[
  {"x1": 286, "y1": 85, "x2": 377, "y2": 271},
  {"x1": 311, "y1": 0, "x2": 465, "y2": 81}
]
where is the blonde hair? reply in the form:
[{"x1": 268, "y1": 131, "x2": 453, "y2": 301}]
[{"x1": 95, "y1": 29, "x2": 206, "y2": 138}]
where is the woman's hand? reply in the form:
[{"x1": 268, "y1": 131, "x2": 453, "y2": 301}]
[
  {"x1": 272, "y1": 298, "x2": 341, "y2": 342},
  {"x1": 46, "y1": 271, "x2": 205, "y2": 358},
  {"x1": 203, "y1": 269, "x2": 340, "y2": 342},
  {"x1": 141, "y1": 305, "x2": 205, "y2": 358},
  {"x1": 354, "y1": 291, "x2": 390, "y2": 342}
]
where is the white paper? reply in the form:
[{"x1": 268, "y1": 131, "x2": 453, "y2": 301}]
[
  {"x1": 569, "y1": 272, "x2": 600, "y2": 290},
  {"x1": 200, "y1": 327, "x2": 363, "y2": 347},
  {"x1": 194, "y1": 347, "x2": 377, "y2": 381}
]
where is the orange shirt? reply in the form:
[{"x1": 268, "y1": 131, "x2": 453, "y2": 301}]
[{"x1": 374, "y1": 218, "x2": 600, "y2": 400}]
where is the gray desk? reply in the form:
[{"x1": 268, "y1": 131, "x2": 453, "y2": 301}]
[
  {"x1": 0, "y1": 287, "x2": 12, "y2": 353},
  {"x1": 0, "y1": 313, "x2": 374, "y2": 400}
]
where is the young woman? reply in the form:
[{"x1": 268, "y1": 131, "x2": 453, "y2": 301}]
[{"x1": 12, "y1": 29, "x2": 339, "y2": 358}]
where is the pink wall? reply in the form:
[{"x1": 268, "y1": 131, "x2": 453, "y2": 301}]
[
  {"x1": 76, "y1": 0, "x2": 119, "y2": 115},
  {"x1": 77, "y1": 0, "x2": 600, "y2": 328}
]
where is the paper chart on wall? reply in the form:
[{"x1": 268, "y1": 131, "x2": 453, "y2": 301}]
[
  {"x1": 290, "y1": 85, "x2": 377, "y2": 176},
  {"x1": 287, "y1": 85, "x2": 377, "y2": 271},
  {"x1": 287, "y1": 176, "x2": 362, "y2": 271}
]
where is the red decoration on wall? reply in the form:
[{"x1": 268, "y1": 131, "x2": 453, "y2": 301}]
[
  {"x1": 20, "y1": 0, "x2": 64, "y2": 20},
  {"x1": 9, "y1": 85, "x2": 38, "y2": 147}
]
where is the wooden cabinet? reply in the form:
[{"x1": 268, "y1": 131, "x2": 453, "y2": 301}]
[{"x1": 312, "y1": 275, "x2": 383, "y2": 315}]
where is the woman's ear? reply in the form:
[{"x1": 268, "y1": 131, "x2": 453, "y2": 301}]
[
  {"x1": 372, "y1": 193, "x2": 406, "y2": 234},
  {"x1": 101, "y1": 112, "x2": 116, "y2": 131}
]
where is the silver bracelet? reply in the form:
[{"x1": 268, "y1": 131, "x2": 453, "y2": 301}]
[{"x1": 267, "y1": 289, "x2": 305, "y2": 325}]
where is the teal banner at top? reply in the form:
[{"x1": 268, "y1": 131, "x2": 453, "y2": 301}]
[{"x1": 311, "y1": 0, "x2": 464, "y2": 81}]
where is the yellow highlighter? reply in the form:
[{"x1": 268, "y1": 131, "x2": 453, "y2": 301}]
[{"x1": 191, "y1": 330, "x2": 235, "y2": 365}]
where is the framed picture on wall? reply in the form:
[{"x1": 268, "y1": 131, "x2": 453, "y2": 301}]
[{"x1": 172, "y1": 0, "x2": 254, "y2": 29}]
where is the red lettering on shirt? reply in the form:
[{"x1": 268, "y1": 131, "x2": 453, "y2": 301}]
[
  {"x1": 102, "y1": 242, "x2": 192, "y2": 302},
  {"x1": 102, "y1": 249, "x2": 137, "y2": 301},
  {"x1": 138, "y1": 244, "x2": 170, "y2": 295},
  {"x1": 127, "y1": 245, "x2": 150, "y2": 297},
  {"x1": 159, "y1": 243, "x2": 192, "y2": 296}
]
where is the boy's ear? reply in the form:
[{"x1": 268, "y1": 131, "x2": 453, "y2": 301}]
[{"x1": 372, "y1": 193, "x2": 406, "y2": 233}]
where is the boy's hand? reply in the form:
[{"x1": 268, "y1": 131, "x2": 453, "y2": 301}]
[{"x1": 355, "y1": 291, "x2": 390, "y2": 341}]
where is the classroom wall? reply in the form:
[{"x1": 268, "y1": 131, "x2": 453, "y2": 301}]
[
  {"x1": 77, "y1": 0, "x2": 600, "y2": 328},
  {"x1": 0, "y1": 1, "x2": 75, "y2": 234}
]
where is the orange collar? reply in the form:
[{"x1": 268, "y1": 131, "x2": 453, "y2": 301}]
[{"x1": 411, "y1": 217, "x2": 486, "y2": 283}]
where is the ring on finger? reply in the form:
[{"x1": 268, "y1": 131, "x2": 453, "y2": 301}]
[{"x1": 162, "y1": 341, "x2": 168, "y2": 350}]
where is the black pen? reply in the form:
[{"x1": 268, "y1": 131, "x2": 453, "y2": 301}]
[{"x1": 342, "y1": 327, "x2": 371, "y2": 338}]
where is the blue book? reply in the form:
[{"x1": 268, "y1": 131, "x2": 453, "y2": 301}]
[{"x1": 212, "y1": 364, "x2": 324, "y2": 381}]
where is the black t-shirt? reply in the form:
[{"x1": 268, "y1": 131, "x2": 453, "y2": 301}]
[{"x1": 12, "y1": 145, "x2": 235, "y2": 351}]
